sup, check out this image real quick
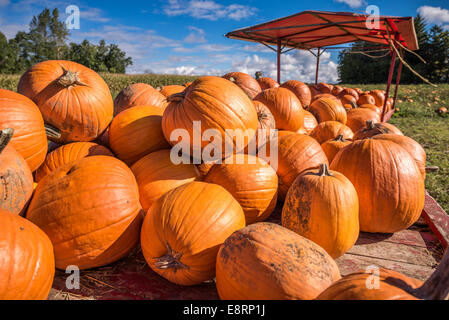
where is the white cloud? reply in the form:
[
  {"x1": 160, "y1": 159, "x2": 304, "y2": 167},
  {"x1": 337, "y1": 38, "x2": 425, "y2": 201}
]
[
  {"x1": 0, "y1": 18, "x2": 28, "y2": 39},
  {"x1": 163, "y1": 0, "x2": 257, "y2": 21},
  {"x1": 417, "y1": 6, "x2": 449, "y2": 29},
  {"x1": 334, "y1": 0, "x2": 366, "y2": 9},
  {"x1": 0, "y1": 0, "x2": 10, "y2": 6},
  {"x1": 81, "y1": 7, "x2": 110, "y2": 23},
  {"x1": 184, "y1": 26, "x2": 206, "y2": 43}
]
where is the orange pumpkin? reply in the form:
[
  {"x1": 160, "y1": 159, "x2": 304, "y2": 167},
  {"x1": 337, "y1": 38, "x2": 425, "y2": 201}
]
[
  {"x1": 253, "y1": 100, "x2": 276, "y2": 132},
  {"x1": 131, "y1": 149, "x2": 200, "y2": 212},
  {"x1": 35, "y1": 142, "x2": 114, "y2": 182},
  {"x1": 316, "y1": 82, "x2": 333, "y2": 94},
  {"x1": 311, "y1": 93, "x2": 340, "y2": 103},
  {"x1": 159, "y1": 85, "x2": 185, "y2": 97},
  {"x1": 0, "y1": 210, "x2": 55, "y2": 300},
  {"x1": 0, "y1": 89, "x2": 48, "y2": 171},
  {"x1": 204, "y1": 154, "x2": 278, "y2": 224},
  {"x1": 196, "y1": 160, "x2": 217, "y2": 179},
  {"x1": 358, "y1": 103, "x2": 382, "y2": 117},
  {"x1": 369, "y1": 89, "x2": 385, "y2": 108},
  {"x1": 331, "y1": 85, "x2": 344, "y2": 96},
  {"x1": 337, "y1": 88, "x2": 359, "y2": 101},
  {"x1": 0, "y1": 128, "x2": 33, "y2": 215},
  {"x1": 257, "y1": 77, "x2": 279, "y2": 90},
  {"x1": 114, "y1": 83, "x2": 167, "y2": 116},
  {"x1": 18, "y1": 60, "x2": 113, "y2": 143},
  {"x1": 353, "y1": 120, "x2": 403, "y2": 140},
  {"x1": 27, "y1": 156, "x2": 144, "y2": 270},
  {"x1": 339, "y1": 94, "x2": 357, "y2": 108},
  {"x1": 321, "y1": 134, "x2": 352, "y2": 163},
  {"x1": 280, "y1": 80, "x2": 312, "y2": 109},
  {"x1": 223, "y1": 72, "x2": 262, "y2": 99},
  {"x1": 308, "y1": 98, "x2": 347, "y2": 124},
  {"x1": 310, "y1": 121, "x2": 354, "y2": 144},
  {"x1": 140, "y1": 181, "x2": 245, "y2": 285},
  {"x1": 302, "y1": 110, "x2": 318, "y2": 135},
  {"x1": 216, "y1": 222, "x2": 341, "y2": 300},
  {"x1": 346, "y1": 108, "x2": 380, "y2": 133},
  {"x1": 357, "y1": 94, "x2": 376, "y2": 106},
  {"x1": 109, "y1": 105, "x2": 170, "y2": 165},
  {"x1": 282, "y1": 164, "x2": 359, "y2": 258},
  {"x1": 254, "y1": 87, "x2": 304, "y2": 131},
  {"x1": 330, "y1": 139, "x2": 425, "y2": 233}
]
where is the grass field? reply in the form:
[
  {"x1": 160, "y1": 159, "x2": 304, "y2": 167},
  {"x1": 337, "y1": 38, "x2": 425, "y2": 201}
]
[{"x1": 1, "y1": 74, "x2": 448, "y2": 213}]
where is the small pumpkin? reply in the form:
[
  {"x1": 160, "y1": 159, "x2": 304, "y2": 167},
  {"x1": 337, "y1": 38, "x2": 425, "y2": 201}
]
[
  {"x1": 223, "y1": 72, "x2": 262, "y2": 99},
  {"x1": 345, "y1": 108, "x2": 380, "y2": 133},
  {"x1": 308, "y1": 98, "x2": 347, "y2": 124},
  {"x1": 331, "y1": 85, "x2": 344, "y2": 96},
  {"x1": 257, "y1": 77, "x2": 279, "y2": 90},
  {"x1": 280, "y1": 80, "x2": 312, "y2": 109},
  {"x1": 353, "y1": 120, "x2": 403, "y2": 140},
  {"x1": 358, "y1": 103, "x2": 382, "y2": 117},
  {"x1": 321, "y1": 135, "x2": 352, "y2": 163},
  {"x1": 337, "y1": 88, "x2": 359, "y2": 101},
  {"x1": 309, "y1": 121, "x2": 354, "y2": 144},
  {"x1": 253, "y1": 100, "x2": 276, "y2": 132},
  {"x1": 339, "y1": 94, "x2": 357, "y2": 108},
  {"x1": 315, "y1": 82, "x2": 333, "y2": 94},
  {"x1": 216, "y1": 222, "x2": 341, "y2": 300},
  {"x1": 114, "y1": 83, "x2": 167, "y2": 116},
  {"x1": 369, "y1": 89, "x2": 385, "y2": 108},
  {"x1": 159, "y1": 85, "x2": 185, "y2": 97},
  {"x1": 357, "y1": 94, "x2": 376, "y2": 106},
  {"x1": 311, "y1": 93, "x2": 340, "y2": 103},
  {"x1": 282, "y1": 164, "x2": 359, "y2": 258},
  {"x1": 140, "y1": 181, "x2": 245, "y2": 285}
]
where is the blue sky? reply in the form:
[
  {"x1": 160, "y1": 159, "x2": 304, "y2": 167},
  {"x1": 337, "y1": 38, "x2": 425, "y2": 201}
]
[{"x1": 1, "y1": 0, "x2": 449, "y2": 82}]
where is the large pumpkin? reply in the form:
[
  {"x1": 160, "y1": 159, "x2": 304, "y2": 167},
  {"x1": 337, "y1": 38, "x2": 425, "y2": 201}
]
[
  {"x1": 254, "y1": 87, "x2": 304, "y2": 131},
  {"x1": 0, "y1": 89, "x2": 48, "y2": 171},
  {"x1": 109, "y1": 105, "x2": 170, "y2": 165},
  {"x1": 17, "y1": 60, "x2": 113, "y2": 143},
  {"x1": 114, "y1": 83, "x2": 167, "y2": 116},
  {"x1": 353, "y1": 120, "x2": 403, "y2": 140},
  {"x1": 308, "y1": 98, "x2": 347, "y2": 124},
  {"x1": 257, "y1": 77, "x2": 279, "y2": 90},
  {"x1": 162, "y1": 76, "x2": 258, "y2": 161},
  {"x1": 0, "y1": 210, "x2": 55, "y2": 300},
  {"x1": 204, "y1": 154, "x2": 278, "y2": 224},
  {"x1": 346, "y1": 108, "x2": 380, "y2": 133},
  {"x1": 321, "y1": 135, "x2": 352, "y2": 163},
  {"x1": 216, "y1": 222, "x2": 341, "y2": 300},
  {"x1": 159, "y1": 85, "x2": 185, "y2": 98},
  {"x1": 282, "y1": 164, "x2": 359, "y2": 258},
  {"x1": 27, "y1": 156, "x2": 144, "y2": 270},
  {"x1": 140, "y1": 181, "x2": 245, "y2": 286},
  {"x1": 131, "y1": 149, "x2": 200, "y2": 211},
  {"x1": 358, "y1": 103, "x2": 382, "y2": 117},
  {"x1": 35, "y1": 142, "x2": 114, "y2": 182},
  {"x1": 223, "y1": 72, "x2": 262, "y2": 99},
  {"x1": 310, "y1": 121, "x2": 354, "y2": 144},
  {"x1": 302, "y1": 110, "x2": 318, "y2": 135},
  {"x1": 330, "y1": 139, "x2": 425, "y2": 233},
  {"x1": 280, "y1": 80, "x2": 312, "y2": 108},
  {"x1": 0, "y1": 128, "x2": 33, "y2": 215}
]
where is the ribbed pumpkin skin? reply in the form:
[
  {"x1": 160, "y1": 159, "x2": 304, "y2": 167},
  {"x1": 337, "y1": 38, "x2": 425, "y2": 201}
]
[
  {"x1": 253, "y1": 101, "x2": 276, "y2": 131},
  {"x1": 316, "y1": 82, "x2": 333, "y2": 94},
  {"x1": 26, "y1": 156, "x2": 144, "y2": 270},
  {"x1": 162, "y1": 76, "x2": 258, "y2": 160},
  {"x1": 339, "y1": 94, "x2": 357, "y2": 107},
  {"x1": 35, "y1": 142, "x2": 114, "y2": 182},
  {"x1": 114, "y1": 83, "x2": 167, "y2": 116},
  {"x1": 275, "y1": 133, "x2": 329, "y2": 200},
  {"x1": 321, "y1": 136, "x2": 352, "y2": 163},
  {"x1": 216, "y1": 222, "x2": 341, "y2": 300},
  {"x1": 308, "y1": 98, "x2": 347, "y2": 124},
  {"x1": 330, "y1": 139, "x2": 425, "y2": 233},
  {"x1": 310, "y1": 121, "x2": 354, "y2": 144},
  {"x1": 311, "y1": 93, "x2": 339, "y2": 103},
  {"x1": 204, "y1": 155, "x2": 278, "y2": 224},
  {"x1": 131, "y1": 149, "x2": 200, "y2": 211},
  {"x1": 257, "y1": 77, "x2": 279, "y2": 90},
  {"x1": 317, "y1": 268, "x2": 422, "y2": 300},
  {"x1": 282, "y1": 165, "x2": 359, "y2": 258},
  {"x1": 369, "y1": 89, "x2": 385, "y2": 107},
  {"x1": 109, "y1": 105, "x2": 170, "y2": 165},
  {"x1": 337, "y1": 88, "x2": 359, "y2": 101},
  {"x1": 254, "y1": 87, "x2": 304, "y2": 131},
  {"x1": 354, "y1": 121, "x2": 403, "y2": 140},
  {"x1": 346, "y1": 108, "x2": 380, "y2": 133},
  {"x1": 373, "y1": 134, "x2": 426, "y2": 179},
  {"x1": 0, "y1": 89, "x2": 48, "y2": 171},
  {"x1": 0, "y1": 210, "x2": 55, "y2": 300},
  {"x1": 280, "y1": 80, "x2": 312, "y2": 108},
  {"x1": 302, "y1": 111, "x2": 318, "y2": 134},
  {"x1": 0, "y1": 144, "x2": 33, "y2": 215},
  {"x1": 357, "y1": 94, "x2": 376, "y2": 106},
  {"x1": 140, "y1": 181, "x2": 246, "y2": 286},
  {"x1": 159, "y1": 85, "x2": 185, "y2": 97},
  {"x1": 17, "y1": 60, "x2": 113, "y2": 143},
  {"x1": 331, "y1": 85, "x2": 344, "y2": 96},
  {"x1": 223, "y1": 72, "x2": 262, "y2": 99},
  {"x1": 358, "y1": 103, "x2": 382, "y2": 116}
]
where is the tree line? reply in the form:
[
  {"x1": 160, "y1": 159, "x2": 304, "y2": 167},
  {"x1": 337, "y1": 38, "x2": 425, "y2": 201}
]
[
  {"x1": 0, "y1": 8, "x2": 133, "y2": 74},
  {"x1": 338, "y1": 14, "x2": 449, "y2": 84}
]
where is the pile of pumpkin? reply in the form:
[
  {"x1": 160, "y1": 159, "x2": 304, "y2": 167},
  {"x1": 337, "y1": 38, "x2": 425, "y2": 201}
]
[{"x1": 1, "y1": 61, "x2": 447, "y2": 301}]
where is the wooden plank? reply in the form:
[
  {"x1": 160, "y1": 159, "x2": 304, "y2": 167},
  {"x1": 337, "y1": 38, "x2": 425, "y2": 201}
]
[{"x1": 422, "y1": 193, "x2": 449, "y2": 249}]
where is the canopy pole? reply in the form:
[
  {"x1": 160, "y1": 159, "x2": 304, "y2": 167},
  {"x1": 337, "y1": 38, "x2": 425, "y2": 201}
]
[
  {"x1": 315, "y1": 47, "x2": 321, "y2": 85},
  {"x1": 391, "y1": 60, "x2": 403, "y2": 111},
  {"x1": 277, "y1": 39, "x2": 281, "y2": 84},
  {"x1": 381, "y1": 48, "x2": 397, "y2": 122}
]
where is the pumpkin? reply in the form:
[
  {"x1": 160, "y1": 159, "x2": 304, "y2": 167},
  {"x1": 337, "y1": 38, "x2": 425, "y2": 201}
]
[
  {"x1": 316, "y1": 82, "x2": 333, "y2": 94},
  {"x1": 308, "y1": 98, "x2": 347, "y2": 124},
  {"x1": 358, "y1": 103, "x2": 382, "y2": 117},
  {"x1": 309, "y1": 85, "x2": 321, "y2": 98},
  {"x1": 321, "y1": 135, "x2": 352, "y2": 163},
  {"x1": 337, "y1": 88, "x2": 359, "y2": 101},
  {"x1": 257, "y1": 77, "x2": 279, "y2": 90},
  {"x1": 331, "y1": 85, "x2": 344, "y2": 96},
  {"x1": 330, "y1": 139, "x2": 425, "y2": 233},
  {"x1": 311, "y1": 93, "x2": 340, "y2": 103},
  {"x1": 183, "y1": 82, "x2": 193, "y2": 87},
  {"x1": 223, "y1": 72, "x2": 262, "y2": 99},
  {"x1": 162, "y1": 76, "x2": 258, "y2": 162},
  {"x1": 339, "y1": 94, "x2": 357, "y2": 108},
  {"x1": 204, "y1": 154, "x2": 278, "y2": 224},
  {"x1": 372, "y1": 134, "x2": 426, "y2": 179},
  {"x1": 282, "y1": 164, "x2": 359, "y2": 258},
  {"x1": 17, "y1": 60, "x2": 113, "y2": 143},
  {"x1": 302, "y1": 110, "x2": 318, "y2": 134},
  {"x1": 159, "y1": 85, "x2": 185, "y2": 97},
  {"x1": 0, "y1": 128, "x2": 33, "y2": 216},
  {"x1": 216, "y1": 222, "x2": 341, "y2": 300},
  {"x1": 345, "y1": 108, "x2": 380, "y2": 133},
  {"x1": 196, "y1": 160, "x2": 217, "y2": 179},
  {"x1": 109, "y1": 105, "x2": 170, "y2": 166},
  {"x1": 26, "y1": 156, "x2": 144, "y2": 270},
  {"x1": 140, "y1": 181, "x2": 245, "y2": 285},
  {"x1": 114, "y1": 83, "x2": 167, "y2": 116},
  {"x1": 354, "y1": 88, "x2": 364, "y2": 95},
  {"x1": 280, "y1": 80, "x2": 312, "y2": 108},
  {"x1": 369, "y1": 89, "x2": 385, "y2": 108},
  {"x1": 35, "y1": 142, "x2": 114, "y2": 182},
  {"x1": 254, "y1": 87, "x2": 304, "y2": 131},
  {"x1": 93, "y1": 126, "x2": 110, "y2": 148},
  {"x1": 353, "y1": 120, "x2": 403, "y2": 140},
  {"x1": 357, "y1": 94, "x2": 376, "y2": 106},
  {"x1": 0, "y1": 89, "x2": 48, "y2": 171},
  {"x1": 131, "y1": 149, "x2": 200, "y2": 212},
  {"x1": 253, "y1": 100, "x2": 276, "y2": 132},
  {"x1": 0, "y1": 210, "x2": 55, "y2": 300},
  {"x1": 310, "y1": 121, "x2": 354, "y2": 144}
]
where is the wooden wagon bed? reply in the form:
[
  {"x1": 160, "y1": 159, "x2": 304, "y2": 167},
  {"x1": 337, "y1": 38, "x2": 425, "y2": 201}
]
[{"x1": 47, "y1": 193, "x2": 448, "y2": 300}]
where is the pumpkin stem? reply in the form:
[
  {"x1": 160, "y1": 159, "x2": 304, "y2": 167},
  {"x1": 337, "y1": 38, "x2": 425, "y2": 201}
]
[
  {"x1": 318, "y1": 163, "x2": 333, "y2": 177},
  {"x1": 167, "y1": 92, "x2": 185, "y2": 103},
  {"x1": 154, "y1": 242, "x2": 189, "y2": 271},
  {"x1": 229, "y1": 76, "x2": 236, "y2": 83},
  {"x1": 365, "y1": 120, "x2": 375, "y2": 129},
  {"x1": 57, "y1": 67, "x2": 88, "y2": 87},
  {"x1": 45, "y1": 123, "x2": 62, "y2": 140},
  {"x1": 334, "y1": 134, "x2": 346, "y2": 142},
  {"x1": 0, "y1": 128, "x2": 14, "y2": 155},
  {"x1": 413, "y1": 249, "x2": 449, "y2": 300}
]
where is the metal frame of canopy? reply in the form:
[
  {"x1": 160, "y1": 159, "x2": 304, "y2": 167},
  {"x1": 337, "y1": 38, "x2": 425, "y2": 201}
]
[{"x1": 225, "y1": 10, "x2": 419, "y2": 122}]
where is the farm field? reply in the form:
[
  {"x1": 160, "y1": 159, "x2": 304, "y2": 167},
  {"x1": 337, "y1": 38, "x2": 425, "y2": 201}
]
[{"x1": 0, "y1": 74, "x2": 447, "y2": 213}]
